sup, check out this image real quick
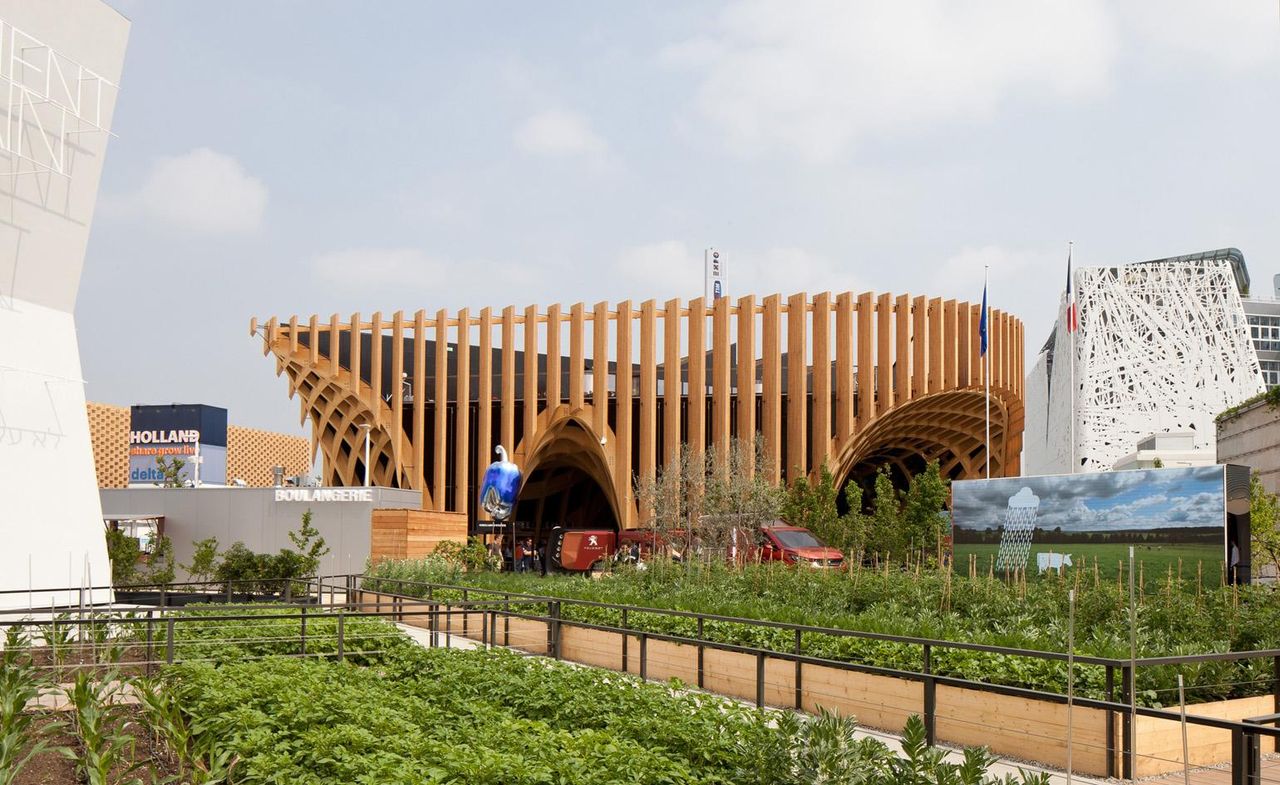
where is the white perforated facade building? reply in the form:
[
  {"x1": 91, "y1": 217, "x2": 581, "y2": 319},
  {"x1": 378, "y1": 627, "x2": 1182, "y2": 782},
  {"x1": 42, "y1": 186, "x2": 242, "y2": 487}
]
[{"x1": 1024, "y1": 249, "x2": 1265, "y2": 476}]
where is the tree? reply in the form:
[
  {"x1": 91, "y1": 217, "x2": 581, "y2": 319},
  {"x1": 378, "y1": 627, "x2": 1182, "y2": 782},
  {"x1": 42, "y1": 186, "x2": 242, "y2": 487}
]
[
  {"x1": 865, "y1": 466, "x2": 902, "y2": 558},
  {"x1": 899, "y1": 460, "x2": 950, "y2": 563},
  {"x1": 181, "y1": 537, "x2": 221, "y2": 583},
  {"x1": 1250, "y1": 473, "x2": 1280, "y2": 578},
  {"x1": 154, "y1": 455, "x2": 186, "y2": 487},
  {"x1": 635, "y1": 437, "x2": 783, "y2": 558},
  {"x1": 1152, "y1": 457, "x2": 1164, "y2": 469},
  {"x1": 287, "y1": 509, "x2": 331, "y2": 577},
  {"x1": 105, "y1": 527, "x2": 140, "y2": 585},
  {"x1": 779, "y1": 465, "x2": 868, "y2": 554}
]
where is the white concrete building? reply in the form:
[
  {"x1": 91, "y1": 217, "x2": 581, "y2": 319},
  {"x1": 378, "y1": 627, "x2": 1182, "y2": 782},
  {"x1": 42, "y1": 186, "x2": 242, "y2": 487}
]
[
  {"x1": 0, "y1": 1, "x2": 129, "y2": 608},
  {"x1": 1025, "y1": 249, "x2": 1265, "y2": 476}
]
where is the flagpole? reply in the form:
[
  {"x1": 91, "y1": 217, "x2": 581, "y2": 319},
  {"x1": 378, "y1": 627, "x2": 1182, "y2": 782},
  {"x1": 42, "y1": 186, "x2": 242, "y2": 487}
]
[
  {"x1": 985, "y1": 264, "x2": 991, "y2": 479},
  {"x1": 1068, "y1": 242, "x2": 1075, "y2": 474}
]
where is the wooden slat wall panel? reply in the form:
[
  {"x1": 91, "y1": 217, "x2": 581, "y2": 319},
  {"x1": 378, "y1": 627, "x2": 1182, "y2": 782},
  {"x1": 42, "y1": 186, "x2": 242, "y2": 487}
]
[
  {"x1": 811, "y1": 292, "x2": 831, "y2": 470},
  {"x1": 712, "y1": 296, "x2": 731, "y2": 458},
  {"x1": 687, "y1": 297, "x2": 706, "y2": 461},
  {"x1": 786, "y1": 292, "x2": 807, "y2": 480},
  {"x1": 894, "y1": 294, "x2": 910, "y2": 406},
  {"x1": 736, "y1": 295, "x2": 756, "y2": 474},
  {"x1": 370, "y1": 312, "x2": 383, "y2": 423},
  {"x1": 928, "y1": 297, "x2": 943, "y2": 394},
  {"x1": 435, "y1": 308, "x2": 449, "y2": 511},
  {"x1": 957, "y1": 302, "x2": 972, "y2": 387},
  {"x1": 524, "y1": 305, "x2": 538, "y2": 451},
  {"x1": 288, "y1": 315, "x2": 298, "y2": 355},
  {"x1": 455, "y1": 309, "x2": 470, "y2": 513},
  {"x1": 594, "y1": 302, "x2": 610, "y2": 437},
  {"x1": 477, "y1": 308, "x2": 493, "y2": 518},
  {"x1": 761, "y1": 294, "x2": 782, "y2": 484},
  {"x1": 546, "y1": 304, "x2": 561, "y2": 409},
  {"x1": 615, "y1": 301, "x2": 633, "y2": 526},
  {"x1": 835, "y1": 293, "x2": 854, "y2": 440},
  {"x1": 876, "y1": 293, "x2": 891, "y2": 419},
  {"x1": 857, "y1": 292, "x2": 873, "y2": 423},
  {"x1": 570, "y1": 302, "x2": 586, "y2": 409},
  {"x1": 664, "y1": 299, "x2": 682, "y2": 467},
  {"x1": 639, "y1": 300, "x2": 657, "y2": 484}
]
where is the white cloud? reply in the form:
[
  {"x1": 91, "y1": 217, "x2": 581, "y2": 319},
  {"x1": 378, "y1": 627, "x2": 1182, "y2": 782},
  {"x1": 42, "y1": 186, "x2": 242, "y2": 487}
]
[
  {"x1": 514, "y1": 109, "x2": 608, "y2": 158},
  {"x1": 311, "y1": 247, "x2": 538, "y2": 302},
  {"x1": 1121, "y1": 2, "x2": 1280, "y2": 72},
  {"x1": 612, "y1": 240, "x2": 864, "y2": 300},
  {"x1": 127, "y1": 148, "x2": 267, "y2": 234},
  {"x1": 664, "y1": 0, "x2": 1119, "y2": 161}
]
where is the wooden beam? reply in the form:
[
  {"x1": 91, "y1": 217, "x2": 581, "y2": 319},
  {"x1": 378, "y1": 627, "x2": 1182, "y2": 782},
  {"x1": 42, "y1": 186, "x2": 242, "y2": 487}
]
[
  {"x1": 664, "y1": 298, "x2": 682, "y2": 468},
  {"x1": 523, "y1": 304, "x2": 538, "y2": 452},
  {"x1": 894, "y1": 294, "x2": 910, "y2": 407},
  {"x1": 912, "y1": 296, "x2": 927, "y2": 399},
  {"x1": 736, "y1": 294, "x2": 756, "y2": 475},
  {"x1": 391, "y1": 311, "x2": 405, "y2": 485},
  {"x1": 639, "y1": 299, "x2": 657, "y2": 484},
  {"x1": 413, "y1": 310, "x2": 426, "y2": 500},
  {"x1": 435, "y1": 308, "x2": 449, "y2": 511},
  {"x1": 328, "y1": 313, "x2": 340, "y2": 378},
  {"x1": 835, "y1": 292, "x2": 854, "y2": 441},
  {"x1": 546, "y1": 304, "x2": 561, "y2": 409},
  {"x1": 593, "y1": 301, "x2": 609, "y2": 437},
  {"x1": 369, "y1": 312, "x2": 383, "y2": 424},
  {"x1": 857, "y1": 292, "x2": 873, "y2": 423},
  {"x1": 876, "y1": 292, "x2": 891, "y2": 419},
  {"x1": 348, "y1": 312, "x2": 361, "y2": 394},
  {"x1": 570, "y1": 302, "x2": 586, "y2": 410},
  {"x1": 928, "y1": 297, "x2": 943, "y2": 394},
  {"x1": 811, "y1": 292, "x2": 831, "y2": 470},
  {"x1": 455, "y1": 309, "x2": 471, "y2": 514},
  {"x1": 711, "y1": 295, "x2": 731, "y2": 459},
  {"x1": 477, "y1": 308, "x2": 492, "y2": 519},
  {"x1": 501, "y1": 306, "x2": 516, "y2": 452},
  {"x1": 615, "y1": 301, "x2": 633, "y2": 527},
  {"x1": 308, "y1": 315, "x2": 318, "y2": 366},
  {"x1": 687, "y1": 297, "x2": 706, "y2": 462},
  {"x1": 786, "y1": 292, "x2": 807, "y2": 480},
  {"x1": 761, "y1": 294, "x2": 782, "y2": 484}
]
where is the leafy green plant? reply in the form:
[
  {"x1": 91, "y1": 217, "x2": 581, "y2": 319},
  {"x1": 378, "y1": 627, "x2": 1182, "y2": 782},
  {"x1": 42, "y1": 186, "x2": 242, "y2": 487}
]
[
  {"x1": 182, "y1": 536, "x2": 222, "y2": 584},
  {"x1": 0, "y1": 627, "x2": 61, "y2": 785},
  {"x1": 135, "y1": 675, "x2": 238, "y2": 784},
  {"x1": 63, "y1": 668, "x2": 144, "y2": 785}
]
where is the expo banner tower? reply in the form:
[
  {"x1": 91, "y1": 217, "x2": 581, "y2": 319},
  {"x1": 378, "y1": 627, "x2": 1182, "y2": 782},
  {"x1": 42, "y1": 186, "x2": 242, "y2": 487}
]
[{"x1": 0, "y1": 1, "x2": 129, "y2": 608}]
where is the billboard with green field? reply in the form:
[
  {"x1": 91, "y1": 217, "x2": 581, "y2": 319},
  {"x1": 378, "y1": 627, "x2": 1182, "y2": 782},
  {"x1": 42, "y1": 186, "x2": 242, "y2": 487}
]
[{"x1": 951, "y1": 465, "x2": 1252, "y2": 586}]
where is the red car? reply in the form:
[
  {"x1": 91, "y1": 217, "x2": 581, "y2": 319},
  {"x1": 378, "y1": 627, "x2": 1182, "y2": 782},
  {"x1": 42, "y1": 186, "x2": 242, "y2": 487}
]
[{"x1": 752, "y1": 524, "x2": 844, "y2": 568}]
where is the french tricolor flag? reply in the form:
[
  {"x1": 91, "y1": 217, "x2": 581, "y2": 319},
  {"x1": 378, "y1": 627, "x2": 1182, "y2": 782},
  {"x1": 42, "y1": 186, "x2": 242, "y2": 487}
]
[{"x1": 1065, "y1": 246, "x2": 1077, "y2": 333}]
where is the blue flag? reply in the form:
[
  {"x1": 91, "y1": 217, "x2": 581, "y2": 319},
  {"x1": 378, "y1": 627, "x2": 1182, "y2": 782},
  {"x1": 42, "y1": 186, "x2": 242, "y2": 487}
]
[{"x1": 978, "y1": 283, "x2": 988, "y2": 356}]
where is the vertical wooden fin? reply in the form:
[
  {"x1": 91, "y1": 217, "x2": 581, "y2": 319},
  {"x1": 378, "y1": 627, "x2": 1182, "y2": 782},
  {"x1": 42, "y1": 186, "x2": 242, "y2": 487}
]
[{"x1": 786, "y1": 292, "x2": 807, "y2": 481}]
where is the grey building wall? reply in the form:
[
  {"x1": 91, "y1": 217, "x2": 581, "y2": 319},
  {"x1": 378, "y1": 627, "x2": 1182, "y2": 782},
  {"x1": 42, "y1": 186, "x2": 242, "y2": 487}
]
[
  {"x1": 1217, "y1": 399, "x2": 1280, "y2": 495},
  {"x1": 1243, "y1": 298, "x2": 1280, "y2": 389},
  {"x1": 100, "y1": 487, "x2": 421, "y2": 580}
]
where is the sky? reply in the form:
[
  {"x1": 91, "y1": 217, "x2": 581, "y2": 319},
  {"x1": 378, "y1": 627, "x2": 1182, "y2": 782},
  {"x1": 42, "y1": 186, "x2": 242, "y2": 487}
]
[
  {"x1": 78, "y1": 1, "x2": 1280, "y2": 437},
  {"x1": 952, "y1": 466, "x2": 1227, "y2": 532}
]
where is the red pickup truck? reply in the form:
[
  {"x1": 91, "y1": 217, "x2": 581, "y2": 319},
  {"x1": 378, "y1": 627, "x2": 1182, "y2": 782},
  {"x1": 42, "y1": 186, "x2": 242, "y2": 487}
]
[{"x1": 545, "y1": 522, "x2": 843, "y2": 572}]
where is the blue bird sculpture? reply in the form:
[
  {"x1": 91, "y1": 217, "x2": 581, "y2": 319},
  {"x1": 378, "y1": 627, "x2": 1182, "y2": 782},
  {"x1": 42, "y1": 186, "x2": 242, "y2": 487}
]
[{"x1": 479, "y1": 445, "x2": 521, "y2": 522}]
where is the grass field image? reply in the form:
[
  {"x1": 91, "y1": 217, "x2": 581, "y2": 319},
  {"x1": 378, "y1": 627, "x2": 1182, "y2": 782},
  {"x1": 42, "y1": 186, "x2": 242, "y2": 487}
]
[
  {"x1": 951, "y1": 466, "x2": 1236, "y2": 587},
  {"x1": 952, "y1": 542, "x2": 1224, "y2": 588}
]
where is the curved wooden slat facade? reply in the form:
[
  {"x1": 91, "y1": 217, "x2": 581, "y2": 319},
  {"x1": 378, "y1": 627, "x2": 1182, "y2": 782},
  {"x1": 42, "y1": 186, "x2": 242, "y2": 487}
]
[{"x1": 252, "y1": 293, "x2": 1024, "y2": 528}]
